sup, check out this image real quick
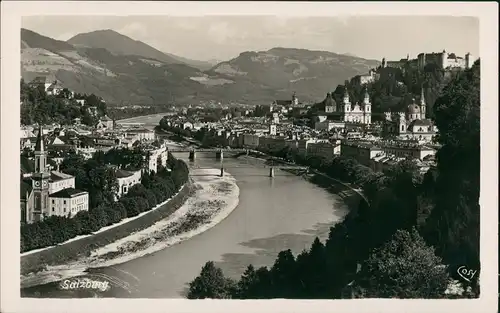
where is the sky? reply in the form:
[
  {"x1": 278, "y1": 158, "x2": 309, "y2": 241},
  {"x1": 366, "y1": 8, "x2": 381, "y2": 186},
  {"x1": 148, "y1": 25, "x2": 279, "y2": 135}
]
[{"x1": 22, "y1": 16, "x2": 479, "y2": 62}]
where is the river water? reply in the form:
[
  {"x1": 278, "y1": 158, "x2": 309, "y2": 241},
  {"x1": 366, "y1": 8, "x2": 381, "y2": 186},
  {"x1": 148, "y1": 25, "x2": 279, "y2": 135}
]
[{"x1": 21, "y1": 117, "x2": 353, "y2": 298}]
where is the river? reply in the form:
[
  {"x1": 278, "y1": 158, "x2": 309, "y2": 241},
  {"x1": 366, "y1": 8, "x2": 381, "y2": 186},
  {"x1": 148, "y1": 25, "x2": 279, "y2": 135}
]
[{"x1": 21, "y1": 116, "x2": 355, "y2": 298}]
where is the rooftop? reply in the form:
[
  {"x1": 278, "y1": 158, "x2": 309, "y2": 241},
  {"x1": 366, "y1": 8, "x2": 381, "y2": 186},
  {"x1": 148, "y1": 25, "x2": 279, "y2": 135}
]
[
  {"x1": 409, "y1": 119, "x2": 433, "y2": 127},
  {"x1": 50, "y1": 171, "x2": 74, "y2": 182},
  {"x1": 20, "y1": 179, "x2": 33, "y2": 199},
  {"x1": 50, "y1": 188, "x2": 88, "y2": 198},
  {"x1": 115, "y1": 169, "x2": 137, "y2": 178}
]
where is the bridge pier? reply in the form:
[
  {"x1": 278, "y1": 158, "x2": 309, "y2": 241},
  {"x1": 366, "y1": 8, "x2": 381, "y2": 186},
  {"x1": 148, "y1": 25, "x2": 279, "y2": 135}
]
[
  {"x1": 220, "y1": 167, "x2": 224, "y2": 177},
  {"x1": 215, "y1": 149, "x2": 224, "y2": 161},
  {"x1": 269, "y1": 167, "x2": 275, "y2": 178},
  {"x1": 189, "y1": 150, "x2": 196, "y2": 162}
]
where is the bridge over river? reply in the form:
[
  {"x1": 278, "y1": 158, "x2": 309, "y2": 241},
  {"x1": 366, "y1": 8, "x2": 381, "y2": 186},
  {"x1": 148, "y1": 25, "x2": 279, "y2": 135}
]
[
  {"x1": 169, "y1": 148, "x2": 307, "y2": 177},
  {"x1": 168, "y1": 148, "x2": 254, "y2": 161},
  {"x1": 191, "y1": 164, "x2": 309, "y2": 177}
]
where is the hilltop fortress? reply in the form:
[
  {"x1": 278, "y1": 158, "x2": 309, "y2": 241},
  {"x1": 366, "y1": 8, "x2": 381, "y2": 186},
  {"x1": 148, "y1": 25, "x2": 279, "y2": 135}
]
[
  {"x1": 382, "y1": 50, "x2": 474, "y2": 71},
  {"x1": 354, "y1": 50, "x2": 474, "y2": 86}
]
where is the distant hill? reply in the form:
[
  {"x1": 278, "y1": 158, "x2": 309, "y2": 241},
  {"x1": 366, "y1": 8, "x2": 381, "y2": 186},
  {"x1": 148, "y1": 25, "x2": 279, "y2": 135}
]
[
  {"x1": 21, "y1": 29, "x2": 380, "y2": 106},
  {"x1": 67, "y1": 29, "x2": 213, "y2": 70},
  {"x1": 21, "y1": 28, "x2": 74, "y2": 52},
  {"x1": 162, "y1": 52, "x2": 216, "y2": 71},
  {"x1": 206, "y1": 47, "x2": 380, "y2": 102}
]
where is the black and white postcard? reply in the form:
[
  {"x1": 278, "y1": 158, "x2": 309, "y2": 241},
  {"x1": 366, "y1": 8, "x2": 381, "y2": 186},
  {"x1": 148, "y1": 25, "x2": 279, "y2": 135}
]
[{"x1": 1, "y1": 2, "x2": 498, "y2": 313}]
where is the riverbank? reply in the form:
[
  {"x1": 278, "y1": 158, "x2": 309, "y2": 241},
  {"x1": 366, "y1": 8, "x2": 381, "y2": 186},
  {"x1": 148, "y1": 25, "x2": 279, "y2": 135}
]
[
  {"x1": 238, "y1": 153, "x2": 367, "y2": 203},
  {"x1": 21, "y1": 169, "x2": 240, "y2": 290},
  {"x1": 88, "y1": 169, "x2": 239, "y2": 266}
]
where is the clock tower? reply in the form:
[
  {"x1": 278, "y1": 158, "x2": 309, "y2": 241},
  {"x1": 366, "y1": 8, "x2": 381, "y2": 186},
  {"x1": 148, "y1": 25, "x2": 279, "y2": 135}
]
[{"x1": 32, "y1": 125, "x2": 50, "y2": 221}]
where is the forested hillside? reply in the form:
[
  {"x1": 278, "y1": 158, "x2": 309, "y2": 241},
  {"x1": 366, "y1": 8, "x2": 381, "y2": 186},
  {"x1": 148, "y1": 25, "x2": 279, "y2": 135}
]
[
  {"x1": 20, "y1": 79, "x2": 107, "y2": 126},
  {"x1": 187, "y1": 60, "x2": 481, "y2": 299}
]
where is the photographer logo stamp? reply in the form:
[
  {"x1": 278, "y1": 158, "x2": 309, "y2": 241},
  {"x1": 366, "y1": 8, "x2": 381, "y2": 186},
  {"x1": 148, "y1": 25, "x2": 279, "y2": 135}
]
[{"x1": 456, "y1": 265, "x2": 478, "y2": 282}]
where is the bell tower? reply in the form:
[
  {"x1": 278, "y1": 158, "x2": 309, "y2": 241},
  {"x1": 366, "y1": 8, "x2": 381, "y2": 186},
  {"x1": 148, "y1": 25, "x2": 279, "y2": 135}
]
[
  {"x1": 343, "y1": 87, "x2": 351, "y2": 111},
  {"x1": 420, "y1": 86, "x2": 426, "y2": 119},
  {"x1": 291, "y1": 91, "x2": 298, "y2": 106},
  {"x1": 363, "y1": 88, "x2": 372, "y2": 124},
  {"x1": 32, "y1": 125, "x2": 51, "y2": 222}
]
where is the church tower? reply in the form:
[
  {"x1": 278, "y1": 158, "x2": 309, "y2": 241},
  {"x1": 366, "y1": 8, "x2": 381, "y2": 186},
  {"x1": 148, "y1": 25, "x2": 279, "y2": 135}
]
[
  {"x1": 342, "y1": 87, "x2": 351, "y2": 122},
  {"x1": 291, "y1": 91, "x2": 298, "y2": 106},
  {"x1": 343, "y1": 87, "x2": 351, "y2": 111},
  {"x1": 363, "y1": 88, "x2": 372, "y2": 124},
  {"x1": 420, "y1": 86, "x2": 426, "y2": 119},
  {"x1": 31, "y1": 125, "x2": 51, "y2": 222}
]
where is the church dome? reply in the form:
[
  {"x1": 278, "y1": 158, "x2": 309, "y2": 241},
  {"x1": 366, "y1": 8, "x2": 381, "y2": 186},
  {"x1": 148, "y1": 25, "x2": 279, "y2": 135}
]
[
  {"x1": 407, "y1": 103, "x2": 421, "y2": 114},
  {"x1": 324, "y1": 93, "x2": 336, "y2": 107}
]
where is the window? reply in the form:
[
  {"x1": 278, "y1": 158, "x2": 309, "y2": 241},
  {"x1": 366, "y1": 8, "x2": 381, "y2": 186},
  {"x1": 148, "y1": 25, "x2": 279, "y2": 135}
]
[
  {"x1": 63, "y1": 200, "x2": 66, "y2": 204},
  {"x1": 52, "y1": 207, "x2": 55, "y2": 212},
  {"x1": 52, "y1": 199, "x2": 55, "y2": 204},
  {"x1": 64, "y1": 208, "x2": 66, "y2": 212}
]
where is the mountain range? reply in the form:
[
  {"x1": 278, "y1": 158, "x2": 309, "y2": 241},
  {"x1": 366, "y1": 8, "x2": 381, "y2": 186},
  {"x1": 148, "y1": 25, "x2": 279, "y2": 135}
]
[{"x1": 21, "y1": 28, "x2": 380, "y2": 106}]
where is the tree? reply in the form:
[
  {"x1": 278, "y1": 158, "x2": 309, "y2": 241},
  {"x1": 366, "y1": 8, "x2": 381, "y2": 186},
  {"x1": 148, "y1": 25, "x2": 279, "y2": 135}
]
[
  {"x1": 19, "y1": 79, "x2": 107, "y2": 126},
  {"x1": 90, "y1": 205, "x2": 109, "y2": 229},
  {"x1": 187, "y1": 261, "x2": 233, "y2": 299},
  {"x1": 236, "y1": 265, "x2": 259, "y2": 299},
  {"x1": 423, "y1": 60, "x2": 480, "y2": 275},
  {"x1": 353, "y1": 228, "x2": 449, "y2": 298},
  {"x1": 270, "y1": 249, "x2": 297, "y2": 298},
  {"x1": 119, "y1": 197, "x2": 141, "y2": 217},
  {"x1": 75, "y1": 211, "x2": 100, "y2": 234},
  {"x1": 304, "y1": 238, "x2": 328, "y2": 298}
]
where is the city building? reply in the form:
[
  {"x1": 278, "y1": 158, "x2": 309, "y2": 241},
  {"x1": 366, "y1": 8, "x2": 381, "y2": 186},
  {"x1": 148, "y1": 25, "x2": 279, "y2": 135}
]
[
  {"x1": 20, "y1": 126, "x2": 35, "y2": 139},
  {"x1": 341, "y1": 139, "x2": 437, "y2": 169},
  {"x1": 381, "y1": 51, "x2": 474, "y2": 70},
  {"x1": 314, "y1": 116, "x2": 345, "y2": 132},
  {"x1": 355, "y1": 69, "x2": 380, "y2": 85},
  {"x1": 272, "y1": 112, "x2": 280, "y2": 124},
  {"x1": 297, "y1": 139, "x2": 317, "y2": 158},
  {"x1": 241, "y1": 133, "x2": 260, "y2": 148},
  {"x1": 125, "y1": 128, "x2": 155, "y2": 141},
  {"x1": 258, "y1": 136, "x2": 287, "y2": 152},
  {"x1": 48, "y1": 188, "x2": 89, "y2": 218},
  {"x1": 28, "y1": 75, "x2": 56, "y2": 92},
  {"x1": 96, "y1": 115, "x2": 114, "y2": 130},
  {"x1": 322, "y1": 92, "x2": 336, "y2": 113},
  {"x1": 269, "y1": 124, "x2": 277, "y2": 136},
  {"x1": 339, "y1": 87, "x2": 372, "y2": 124},
  {"x1": 115, "y1": 169, "x2": 142, "y2": 198},
  {"x1": 307, "y1": 140, "x2": 341, "y2": 160},
  {"x1": 383, "y1": 87, "x2": 437, "y2": 142},
  {"x1": 144, "y1": 144, "x2": 169, "y2": 173},
  {"x1": 273, "y1": 92, "x2": 300, "y2": 107},
  {"x1": 21, "y1": 125, "x2": 89, "y2": 224},
  {"x1": 341, "y1": 141, "x2": 384, "y2": 166},
  {"x1": 417, "y1": 51, "x2": 473, "y2": 70},
  {"x1": 46, "y1": 81, "x2": 64, "y2": 96}
]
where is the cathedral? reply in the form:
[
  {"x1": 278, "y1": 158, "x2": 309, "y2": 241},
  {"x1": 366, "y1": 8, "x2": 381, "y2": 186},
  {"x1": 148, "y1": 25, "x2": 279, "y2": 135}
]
[
  {"x1": 382, "y1": 88, "x2": 437, "y2": 142},
  {"x1": 21, "y1": 125, "x2": 89, "y2": 224},
  {"x1": 339, "y1": 87, "x2": 372, "y2": 125}
]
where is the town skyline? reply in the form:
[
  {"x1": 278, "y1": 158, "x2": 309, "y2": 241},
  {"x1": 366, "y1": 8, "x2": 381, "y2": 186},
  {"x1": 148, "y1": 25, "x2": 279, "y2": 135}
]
[{"x1": 22, "y1": 15, "x2": 479, "y2": 62}]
